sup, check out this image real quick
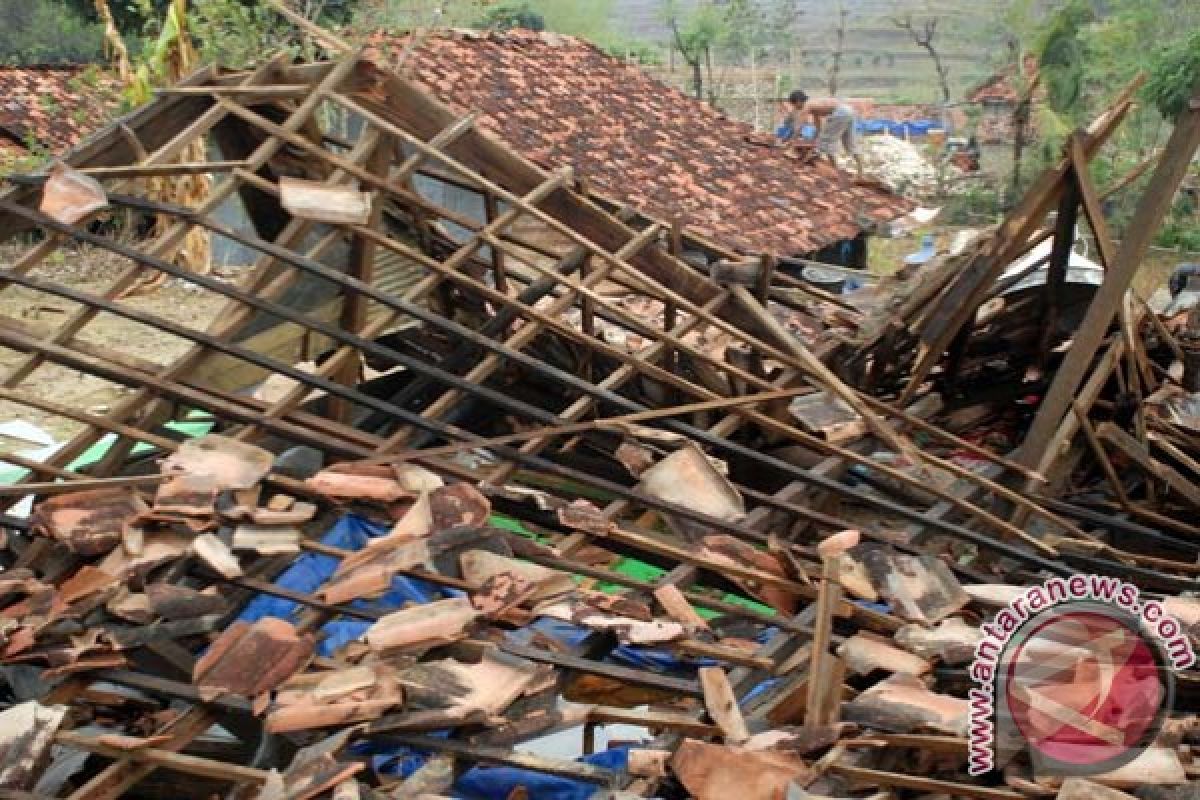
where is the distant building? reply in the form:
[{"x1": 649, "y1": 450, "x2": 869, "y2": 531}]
[
  {"x1": 965, "y1": 55, "x2": 1041, "y2": 145},
  {"x1": 0, "y1": 65, "x2": 121, "y2": 162}
]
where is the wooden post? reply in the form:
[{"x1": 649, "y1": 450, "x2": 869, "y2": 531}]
[
  {"x1": 756, "y1": 253, "x2": 776, "y2": 304},
  {"x1": 330, "y1": 141, "x2": 389, "y2": 424},
  {"x1": 804, "y1": 550, "x2": 844, "y2": 728},
  {"x1": 484, "y1": 192, "x2": 509, "y2": 295},
  {"x1": 1036, "y1": 162, "x2": 1082, "y2": 368}
]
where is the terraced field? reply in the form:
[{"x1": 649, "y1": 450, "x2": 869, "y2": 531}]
[{"x1": 612, "y1": 0, "x2": 1013, "y2": 104}]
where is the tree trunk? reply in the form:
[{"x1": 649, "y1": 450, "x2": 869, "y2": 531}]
[
  {"x1": 691, "y1": 59, "x2": 704, "y2": 100},
  {"x1": 924, "y1": 44, "x2": 951, "y2": 105},
  {"x1": 1010, "y1": 102, "x2": 1030, "y2": 206},
  {"x1": 704, "y1": 46, "x2": 715, "y2": 105}
]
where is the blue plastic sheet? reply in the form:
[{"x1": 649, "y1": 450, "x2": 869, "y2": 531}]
[
  {"x1": 236, "y1": 515, "x2": 770, "y2": 796},
  {"x1": 456, "y1": 747, "x2": 630, "y2": 800},
  {"x1": 237, "y1": 514, "x2": 461, "y2": 657}
]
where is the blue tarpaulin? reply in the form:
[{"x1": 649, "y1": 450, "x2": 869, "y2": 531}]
[
  {"x1": 455, "y1": 747, "x2": 631, "y2": 800},
  {"x1": 237, "y1": 514, "x2": 769, "y2": 797},
  {"x1": 236, "y1": 514, "x2": 462, "y2": 657}
]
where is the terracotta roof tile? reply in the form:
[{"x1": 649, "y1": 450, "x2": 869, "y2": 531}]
[
  {"x1": 366, "y1": 30, "x2": 912, "y2": 256},
  {"x1": 0, "y1": 65, "x2": 121, "y2": 156}
]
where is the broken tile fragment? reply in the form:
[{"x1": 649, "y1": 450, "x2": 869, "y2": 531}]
[
  {"x1": 40, "y1": 162, "x2": 107, "y2": 225},
  {"x1": 362, "y1": 597, "x2": 478, "y2": 653},
  {"x1": 145, "y1": 583, "x2": 229, "y2": 620},
  {"x1": 396, "y1": 649, "x2": 544, "y2": 718},
  {"x1": 231, "y1": 523, "x2": 302, "y2": 555},
  {"x1": 862, "y1": 549, "x2": 967, "y2": 624},
  {"x1": 193, "y1": 618, "x2": 315, "y2": 698},
  {"x1": 843, "y1": 673, "x2": 967, "y2": 735},
  {"x1": 837, "y1": 632, "x2": 931, "y2": 676},
  {"x1": 152, "y1": 472, "x2": 219, "y2": 517},
  {"x1": 307, "y1": 469, "x2": 411, "y2": 503},
  {"x1": 670, "y1": 739, "x2": 814, "y2": 800},
  {"x1": 638, "y1": 443, "x2": 744, "y2": 533},
  {"x1": 460, "y1": 549, "x2": 573, "y2": 602},
  {"x1": 893, "y1": 617, "x2": 982, "y2": 664},
  {"x1": 429, "y1": 482, "x2": 491, "y2": 530},
  {"x1": 29, "y1": 488, "x2": 145, "y2": 556},
  {"x1": 191, "y1": 533, "x2": 243, "y2": 579},
  {"x1": 162, "y1": 435, "x2": 273, "y2": 490},
  {"x1": 0, "y1": 702, "x2": 67, "y2": 790},
  {"x1": 267, "y1": 665, "x2": 403, "y2": 734}
]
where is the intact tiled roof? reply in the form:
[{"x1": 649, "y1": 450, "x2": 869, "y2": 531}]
[
  {"x1": 366, "y1": 30, "x2": 912, "y2": 255},
  {"x1": 0, "y1": 65, "x2": 121, "y2": 156},
  {"x1": 966, "y1": 55, "x2": 1040, "y2": 106}
]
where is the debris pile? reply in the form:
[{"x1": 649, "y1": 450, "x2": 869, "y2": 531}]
[
  {"x1": 837, "y1": 133, "x2": 961, "y2": 199},
  {"x1": 0, "y1": 43, "x2": 1198, "y2": 800}
]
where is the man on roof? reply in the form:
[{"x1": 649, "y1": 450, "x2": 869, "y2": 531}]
[{"x1": 777, "y1": 89, "x2": 864, "y2": 178}]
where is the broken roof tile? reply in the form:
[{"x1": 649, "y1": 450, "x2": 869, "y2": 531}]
[
  {"x1": 161, "y1": 435, "x2": 273, "y2": 491},
  {"x1": 193, "y1": 618, "x2": 315, "y2": 699},
  {"x1": 0, "y1": 701, "x2": 67, "y2": 790},
  {"x1": 29, "y1": 487, "x2": 146, "y2": 556}
]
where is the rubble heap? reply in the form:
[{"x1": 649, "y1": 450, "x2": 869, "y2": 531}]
[{"x1": 837, "y1": 133, "x2": 962, "y2": 200}]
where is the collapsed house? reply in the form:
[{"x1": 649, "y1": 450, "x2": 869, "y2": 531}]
[{"x1": 0, "y1": 40, "x2": 1198, "y2": 800}]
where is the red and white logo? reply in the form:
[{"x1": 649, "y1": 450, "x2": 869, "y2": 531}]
[
  {"x1": 967, "y1": 575, "x2": 1192, "y2": 777},
  {"x1": 998, "y1": 605, "x2": 1170, "y2": 773}
]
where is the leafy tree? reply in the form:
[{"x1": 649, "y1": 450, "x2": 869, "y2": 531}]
[
  {"x1": 1145, "y1": 28, "x2": 1200, "y2": 121},
  {"x1": 663, "y1": 0, "x2": 724, "y2": 101},
  {"x1": 1037, "y1": 0, "x2": 1092, "y2": 121},
  {"x1": 189, "y1": 0, "x2": 301, "y2": 68},
  {"x1": 480, "y1": 3, "x2": 545, "y2": 32},
  {"x1": 0, "y1": 0, "x2": 104, "y2": 64},
  {"x1": 64, "y1": 0, "x2": 172, "y2": 39}
]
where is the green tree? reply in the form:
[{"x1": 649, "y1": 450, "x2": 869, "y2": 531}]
[
  {"x1": 1145, "y1": 28, "x2": 1200, "y2": 122},
  {"x1": 1037, "y1": 0, "x2": 1092, "y2": 122},
  {"x1": 0, "y1": 0, "x2": 104, "y2": 64},
  {"x1": 189, "y1": 0, "x2": 301, "y2": 68},
  {"x1": 663, "y1": 0, "x2": 724, "y2": 101},
  {"x1": 480, "y1": 3, "x2": 545, "y2": 32}
]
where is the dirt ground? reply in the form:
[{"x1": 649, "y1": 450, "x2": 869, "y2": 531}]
[{"x1": 0, "y1": 242, "x2": 227, "y2": 448}]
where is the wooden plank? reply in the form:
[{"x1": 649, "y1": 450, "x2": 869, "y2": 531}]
[
  {"x1": 500, "y1": 642, "x2": 702, "y2": 697},
  {"x1": 1036, "y1": 153, "x2": 1082, "y2": 364},
  {"x1": 805, "y1": 553, "x2": 843, "y2": 728},
  {"x1": 1097, "y1": 422, "x2": 1200, "y2": 508},
  {"x1": 1070, "y1": 134, "x2": 1119, "y2": 271},
  {"x1": 55, "y1": 732, "x2": 267, "y2": 786},
  {"x1": 370, "y1": 732, "x2": 616, "y2": 785},
  {"x1": 587, "y1": 706, "x2": 719, "y2": 737},
  {"x1": 698, "y1": 667, "x2": 750, "y2": 744},
  {"x1": 831, "y1": 764, "x2": 1024, "y2": 800}
]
